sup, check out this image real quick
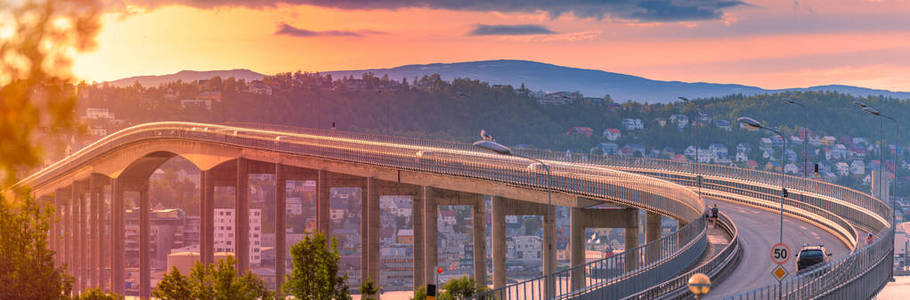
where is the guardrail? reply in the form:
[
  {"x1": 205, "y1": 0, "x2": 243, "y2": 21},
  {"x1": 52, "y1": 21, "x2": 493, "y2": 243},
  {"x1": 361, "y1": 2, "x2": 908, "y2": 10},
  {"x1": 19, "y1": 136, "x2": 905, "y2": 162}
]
[
  {"x1": 623, "y1": 211, "x2": 740, "y2": 300},
  {"x1": 474, "y1": 217, "x2": 707, "y2": 300}
]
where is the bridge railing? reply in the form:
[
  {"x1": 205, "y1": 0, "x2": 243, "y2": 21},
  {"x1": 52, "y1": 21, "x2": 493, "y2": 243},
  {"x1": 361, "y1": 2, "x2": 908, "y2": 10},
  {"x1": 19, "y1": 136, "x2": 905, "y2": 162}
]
[
  {"x1": 623, "y1": 211, "x2": 740, "y2": 300},
  {"x1": 474, "y1": 216, "x2": 707, "y2": 300}
]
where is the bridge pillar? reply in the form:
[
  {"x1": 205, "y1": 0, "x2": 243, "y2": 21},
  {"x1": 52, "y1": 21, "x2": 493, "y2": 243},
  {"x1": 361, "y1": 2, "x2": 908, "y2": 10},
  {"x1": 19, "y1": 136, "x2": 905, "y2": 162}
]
[
  {"x1": 274, "y1": 164, "x2": 287, "y2": 295},
  {"x1": 63, "y1": 187, "x2": 73, "y2": 293},
  {"x1": 424, "y1": 186, "x2": 438, "y2": 288},
  {"x1": 365, "y1": 178, "x2": 381, "y2": 298},
  {"x1": 317, "y1": 169, "x2": 330, "y2": 234},
  {"x1": 236, "y1": 159, "x2": 251, "y2": 274},
  {"x1": 139, "y1": 185, "x2": 150, "y2": 299},
  {"x1": 89, "y1": 175, "x2": 104, "y2": 289},
  {"x1": 645, "y1": 211, "x2": 661, "y2": 264},
  {"x1": 50, "y1": 194, "x2": 59, "y2": 267},
  {"x1": 570, "y1": 207, "x2": 585, "y2": 291},
  {"x1": 111, "y1": 179, "x2": 125, "y2": 296},
  {"x1": 624, "y1": 208, "x2": 640, "y2": 272},
  {"x1": 473, "y1": 197, "x2": 487, "y2": 288},
  {"x1": 412, "y1": 188, "x2": 425, "y2": 292},
  {"x1": 490, "y1": 196, "x2": 505, "y2": 290},
  {"x1": 73, "y1": 182, "x2": 86, "y2": 294},
  {"x1": 201, "y1": 170, "x2": 215, "y2": 266}
]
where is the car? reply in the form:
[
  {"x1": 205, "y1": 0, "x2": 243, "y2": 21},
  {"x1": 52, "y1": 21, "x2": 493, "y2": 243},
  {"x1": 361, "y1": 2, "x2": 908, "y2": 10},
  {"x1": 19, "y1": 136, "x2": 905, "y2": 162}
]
[{"x1": 795, "y1": 244, "x2": 832, "y2": 273}]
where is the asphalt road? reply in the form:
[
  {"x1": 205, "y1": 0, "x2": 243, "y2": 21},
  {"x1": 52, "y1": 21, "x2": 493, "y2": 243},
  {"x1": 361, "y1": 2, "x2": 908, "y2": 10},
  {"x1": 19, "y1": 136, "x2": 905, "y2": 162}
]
[{"x1": 705, "y1": 200, "x2": 851, "y2": 299}]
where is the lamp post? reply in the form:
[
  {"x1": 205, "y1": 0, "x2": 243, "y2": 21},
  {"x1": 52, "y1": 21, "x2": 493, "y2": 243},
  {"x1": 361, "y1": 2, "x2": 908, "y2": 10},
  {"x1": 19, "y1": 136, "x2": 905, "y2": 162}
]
[
  {"x1": 738, "y1": 117, "x2": 788, "y2": 244},
  {"x1": 783, "y1": 98, "x2": 810, "y2": 178},
  {"x1": 687, "y1": 273, "x2": 711, "y2": 300},
  {"x1": 679, "y1": 97, "x2": 703, "y2": 204},
  {"x1": 854, "y1": 101, "x2": 899, "y2": 282},
  {"x1": 473, "y1": 132, "x2": 554, "y2": 297}
]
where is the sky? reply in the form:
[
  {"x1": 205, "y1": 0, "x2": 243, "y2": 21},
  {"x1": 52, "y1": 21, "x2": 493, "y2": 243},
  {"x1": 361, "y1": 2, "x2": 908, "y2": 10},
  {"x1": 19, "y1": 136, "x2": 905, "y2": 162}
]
[{"x1": 72, "y1": 0, "x2": 910, "y2": 91}]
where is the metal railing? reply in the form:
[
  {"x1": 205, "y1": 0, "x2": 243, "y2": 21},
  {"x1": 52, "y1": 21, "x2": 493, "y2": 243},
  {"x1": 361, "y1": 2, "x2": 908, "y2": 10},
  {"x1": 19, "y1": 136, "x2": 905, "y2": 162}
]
[
  {"x1": 623, "y1": 211, "x2": 741, "y2": 300},
  {"x1": 474, "y1": 217, "x2": 707, "y2": 300}
]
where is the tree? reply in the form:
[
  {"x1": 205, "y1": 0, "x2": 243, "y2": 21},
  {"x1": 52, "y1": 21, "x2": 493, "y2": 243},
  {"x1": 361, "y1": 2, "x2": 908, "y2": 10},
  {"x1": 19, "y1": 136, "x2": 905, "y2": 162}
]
[
  {"x1": 152, "y1": 256, "x2": 273, "y2": 300},
  {"x1": 0, "y1": 196, "x2": 73, "y2": 299},
  {"x1": 410, "y1": 286, "x2": 427, "y2": 300},
  {"x1": 74, "y1": 288, "x2": 119, "y2": 300},
  {"x1": 360, "y1": 278, "x2": 380, "y2": 300},
  {"x1": 283, "y1": 231, "x2": 351, "y2": 300},
  {"x1": 438, "y1": 276, "x2": 486, "y2": 300}
]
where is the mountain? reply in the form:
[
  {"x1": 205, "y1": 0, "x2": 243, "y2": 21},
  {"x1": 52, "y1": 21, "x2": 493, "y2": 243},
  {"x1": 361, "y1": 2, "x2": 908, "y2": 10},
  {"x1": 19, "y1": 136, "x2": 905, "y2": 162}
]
[
  {"x1": 106, "y1": 60, "x2": 910, "y2": 103},
  {"x1": 107, "y1": 69, "x2": 265, "y2": 87}
]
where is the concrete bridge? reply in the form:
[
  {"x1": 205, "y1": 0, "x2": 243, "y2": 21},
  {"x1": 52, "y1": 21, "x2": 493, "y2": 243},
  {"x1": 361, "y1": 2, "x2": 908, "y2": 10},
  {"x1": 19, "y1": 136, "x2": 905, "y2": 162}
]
[{"x1": 14, "y1": 122, "x2": 895, "y2": 299}]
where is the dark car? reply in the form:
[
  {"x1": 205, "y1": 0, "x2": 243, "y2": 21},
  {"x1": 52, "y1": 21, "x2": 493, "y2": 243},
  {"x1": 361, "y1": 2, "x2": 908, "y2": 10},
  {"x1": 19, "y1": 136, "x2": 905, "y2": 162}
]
[{"x1": 795, "y1": 245, "x2": 832, "y2": 273}]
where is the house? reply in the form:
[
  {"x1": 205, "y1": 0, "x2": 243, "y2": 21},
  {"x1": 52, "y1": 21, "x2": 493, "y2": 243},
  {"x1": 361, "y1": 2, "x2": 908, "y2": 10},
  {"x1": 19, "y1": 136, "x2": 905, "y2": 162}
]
[
  {"x1": 853, "y1": 137, "x2": 870, "y2": 146},
  {"x1": 715, "y1": 119, "x2": 732, "y2": 131},
  {"x1": 566, "y1": 126, "x2": 594, "y2": 137},
  {"x1": 697, "y1": 150, "x2": 713, "y2": 163},
  {"x1": 247, "y1": 80, "x2": 273, "y2": 96},
  {"x1": 808, "y1": 135, "x2": 822, "y2": 146},
  {"x1": 622, "y1": 118, "x2": 644, "y2": 130},
  {"x1": 790, "y1": 136, "x2": 804, "y2": 145},
  {"x1": 197, "y1": 91, "x2": 222, "y2": 102},
  {"x1": 735, "y1": 151, "x2": 749, "y2": 162},
  {"x1": 603, "y1": 128, "x2": 622, "y2": 141},
  {"x1": 85, "y1": 107, "x2": 115, "y2": 120},
  {"x1": 709, "y1": 143, "x2": 729, "y2": 157},
  {"x1": 831, "y1": 144, "x2": 848, "y2": 160},
  {"x1": 672, "y1": 154, "x2": 688, "y2": 162},
  {"x1": 684, "y1": 146, "x2": 697, "y2": 157},
  {"x1": 669, "y1": 114, "x2": 689, "y2": 128},
  {"x1": 836, "y1": 162, "x2": 850, "y2": 176},
  {"x1": 695, "y1": 112, "x2": 712, "y2": 127},
  {"x1": 440, "y1": 210, "x2": 457, "y2": 226},
  {"x1": 785, "y1": 149, "x2": 798, "y2": 162},
  {"x1": 179, "y1": 99, "x2": 212, "y2": 110},
  {"x1": 784, "y1": 163, "x2": 800, "y2": 175},
  {"x1": 851, "y1": 160, "x2": 866, "y2": 175},
  {"x1": 622, "y1": 144, "x2": 646, "y2": 157},
  {"x1": 600, "y1": 143, "x2": 619, "y2": 155},
  {"x1": 746, "y1": 160, "x2": 759, "y2": 169},
  {"x1": 654, "y1": 117, "x2": 667, "y2": 127},
  {"x1": 821, "y1": 136, "x2": 837, "y2": 146},
  {"x1": 760, "y1": 138, "x2": 773, "y2": 149},
  {"x1": 510, "y1": 236, "x2": 542, "y2": 260}
]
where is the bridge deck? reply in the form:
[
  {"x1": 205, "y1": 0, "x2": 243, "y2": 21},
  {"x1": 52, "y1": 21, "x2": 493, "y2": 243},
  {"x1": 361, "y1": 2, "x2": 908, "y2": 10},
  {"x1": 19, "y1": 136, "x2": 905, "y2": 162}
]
[{"x1": 705, "y1": 201, "x2": 850, "y2": 299}]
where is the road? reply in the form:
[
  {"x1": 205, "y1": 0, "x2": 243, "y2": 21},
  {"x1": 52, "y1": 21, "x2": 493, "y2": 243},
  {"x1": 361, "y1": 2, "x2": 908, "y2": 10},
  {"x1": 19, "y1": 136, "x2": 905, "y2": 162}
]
[{"x1": 706, "y1": 200, "x2": 851, "y2": 299}]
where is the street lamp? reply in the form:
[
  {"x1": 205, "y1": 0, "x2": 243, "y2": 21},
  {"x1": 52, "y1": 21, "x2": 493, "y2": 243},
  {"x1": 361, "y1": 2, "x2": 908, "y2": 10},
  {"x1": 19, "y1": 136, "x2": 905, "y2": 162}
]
[
  {"x1": 854, "y1": 102, "x2": 900, "y2": 282},
  {"x1": 679, "y1": 97, "x2": 703, "y2": 204},
  {"x1": 783, "y1": 98, "x2": 810, "y2": 178},
  {"x1": 687, "y1": 273, "x2": 711, "y2": 300},
  {"x1": 737, "y1": 117, "x2": 788, "y2": 244},
  {"x1": 473, "y1": 131, "x2": 555, "y2": 297}
]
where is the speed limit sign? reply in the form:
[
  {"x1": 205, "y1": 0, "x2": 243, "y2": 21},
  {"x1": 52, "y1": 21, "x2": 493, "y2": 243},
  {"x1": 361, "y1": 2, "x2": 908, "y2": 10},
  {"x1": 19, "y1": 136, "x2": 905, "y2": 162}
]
[{"x1": 770, "y1": 243, "x2": 791, "y2": 265}]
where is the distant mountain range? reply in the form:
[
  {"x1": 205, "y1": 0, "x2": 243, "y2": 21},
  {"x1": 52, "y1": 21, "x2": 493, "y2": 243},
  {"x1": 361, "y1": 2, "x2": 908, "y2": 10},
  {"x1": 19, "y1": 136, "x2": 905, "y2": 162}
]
[{"x1": 107, "y1": 60, "x2": 910, "y2": 103}]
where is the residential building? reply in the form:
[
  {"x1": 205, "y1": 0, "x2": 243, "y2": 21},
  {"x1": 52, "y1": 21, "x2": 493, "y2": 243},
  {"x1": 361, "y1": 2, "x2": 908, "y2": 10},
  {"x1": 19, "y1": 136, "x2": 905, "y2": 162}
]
[
  {"x1": 213, "y1": 208, "x2": 262, "y2": 266},
  {"x1": 603, "y1": 128, "x2": 622, "y2": 141},
  {"x1": 851, "y1": 160, "x2": 866, "y2": 175},
  {"x1": 622, "y1": 118, "x2": 644, "y2": 130}
]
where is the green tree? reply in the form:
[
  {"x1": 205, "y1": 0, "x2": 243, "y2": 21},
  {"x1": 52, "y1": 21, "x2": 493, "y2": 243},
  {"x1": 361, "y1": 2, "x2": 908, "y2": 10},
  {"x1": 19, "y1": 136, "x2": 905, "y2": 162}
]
[
  {"x1": 283, "y1": 231, "x2": 351, "y2": 300},
  {"x1": 360, "y1": 278, "x2": 380, "y2": 300},
  {"x1": 438, "y1": 276, "x2": 486, "y2": 300},
  {"x1": 0, "y1": 196, "x2": 73, "y2": 299},
  {"x1": 152, "y1": 256, "x2": 273, "y2": 300},
  {"x1": 410, "y1": 286, "x2": 427, "y2": 300},
  {"x1": 74, "y1": 288, "x2": 119, "y2": 300}
]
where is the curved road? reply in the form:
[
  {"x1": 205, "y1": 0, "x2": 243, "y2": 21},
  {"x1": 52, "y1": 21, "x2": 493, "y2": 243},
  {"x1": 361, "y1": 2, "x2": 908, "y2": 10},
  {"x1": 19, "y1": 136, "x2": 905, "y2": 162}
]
[{"x1": 706, "y1": 200, "x2": 851, "y2": 299}]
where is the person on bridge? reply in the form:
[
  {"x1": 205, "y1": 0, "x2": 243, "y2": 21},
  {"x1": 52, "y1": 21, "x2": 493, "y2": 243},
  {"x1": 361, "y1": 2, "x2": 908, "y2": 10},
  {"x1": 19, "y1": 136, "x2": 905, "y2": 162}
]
[
  {"x1": 866, "y1": 233, "x2": 874, "y2": 246},
  {"x1": 710, "y1": 204, "x2": 719, "y2": 227}
]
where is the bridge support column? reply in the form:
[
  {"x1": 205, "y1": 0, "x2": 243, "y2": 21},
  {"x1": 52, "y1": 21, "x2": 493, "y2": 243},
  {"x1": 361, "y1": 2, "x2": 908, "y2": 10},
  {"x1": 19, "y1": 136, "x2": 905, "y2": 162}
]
[
  {"x1": 111, "y1": 179, "x2": 125, "y2": 296},
  {"x1": 645, "y1": 211, "x2": 661, "y2": 264},
  {"x1": 89, "y1": 176, "x2": 103, "y2": 289},
  {"x1": 62, "y1": 188, "x2": 73, "y2": 292},
  {"x1": 491, "y1": 196, "x2": 506, "y2": 290},
  {"x1": 472, "y1": 198, "x2": 487, "y2": 288},
  {"x1": 236, "y1": 159, "x2": 251, "y2": 274},
  {"x1": 365, "y1": 178, "x2": 381, "y2": 299},
  {"x1": 50, "y1": 194, "x2": 59, "y2": 267},
  {"x1": 624, "y1": 208, "x2": 639, "y2": 272},
  {"x1": 140, "y1": 185, "x2": 150, "y2": 299},
  {"x1": 274, "y1": 164, "x2": 287, "y2": 295},
  {"x1": 317, "y1": 169, "x2": 330, "y2": 234},
  {"x1": 201, "y1": 170, "x2": 215, "y2": 265},
  {"x1": 74, "y1": 182, "x2": 86, "y2": 294},
  {"x1": 570, "y1": 207, "x2": 585, "y2": 291},
  {"x1": 424, "y1": 186, "x2": 438, "y2": 288},
  {"x1": 543, "y1": 205, "x2": 554, "y2": 299},
  {"x1": 412, "y1": 189, "x2": 425, "y2": 292}
]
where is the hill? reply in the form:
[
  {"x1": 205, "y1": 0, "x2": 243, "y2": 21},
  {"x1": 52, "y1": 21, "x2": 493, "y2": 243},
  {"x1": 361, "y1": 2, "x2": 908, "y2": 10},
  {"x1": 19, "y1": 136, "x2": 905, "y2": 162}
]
[
  {"x1": 107, "y1": 69, "x2": 264, "y2": 87},
  {"x1": 104, "y1": 60, "x2": 910, "y2": 103}
]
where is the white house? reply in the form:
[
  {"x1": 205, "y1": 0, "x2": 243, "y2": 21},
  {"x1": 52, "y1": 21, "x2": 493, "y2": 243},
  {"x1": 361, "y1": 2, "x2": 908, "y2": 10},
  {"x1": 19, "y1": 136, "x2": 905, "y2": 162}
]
[
  {"x1": 784, "y1": 163, "x2": 800, "y2": 175},
  {"x1": 851, "y1": 160, "x2": 866, "y2": 175},
  {"x1": 622, "y1": 118, "x2": 644, "y2": 130},
  {"x1": 510, "y1": 236, "x2": 542, "y2": 260},
  {"x1": 836, "y1": 162, "x2": 850, "y2": 176},
  {"x1": 669, "y1": 114, "x2": 689, "y2": 128},
  {"x1": 85, "y1": 107, "x2": 115, "y2": 120},
  {"x1": 603, "y1": 128, "x2": 622, "y2": 141},
  {"x1": 736, "y1": 151, "x2": 749, "y2": 162}
]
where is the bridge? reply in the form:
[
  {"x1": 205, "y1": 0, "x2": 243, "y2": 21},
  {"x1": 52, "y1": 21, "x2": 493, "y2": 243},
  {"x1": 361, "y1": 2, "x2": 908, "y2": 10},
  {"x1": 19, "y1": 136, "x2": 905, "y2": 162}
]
[{"x1": 13, "y1": 122, "x2": 893, "y2": 299}]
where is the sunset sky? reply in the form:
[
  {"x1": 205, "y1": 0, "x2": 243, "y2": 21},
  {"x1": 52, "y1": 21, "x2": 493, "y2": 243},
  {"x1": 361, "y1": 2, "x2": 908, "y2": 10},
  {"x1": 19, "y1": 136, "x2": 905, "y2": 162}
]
[{"x1": 73, "y1": 0, "x2": 910, "y2": 91}]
